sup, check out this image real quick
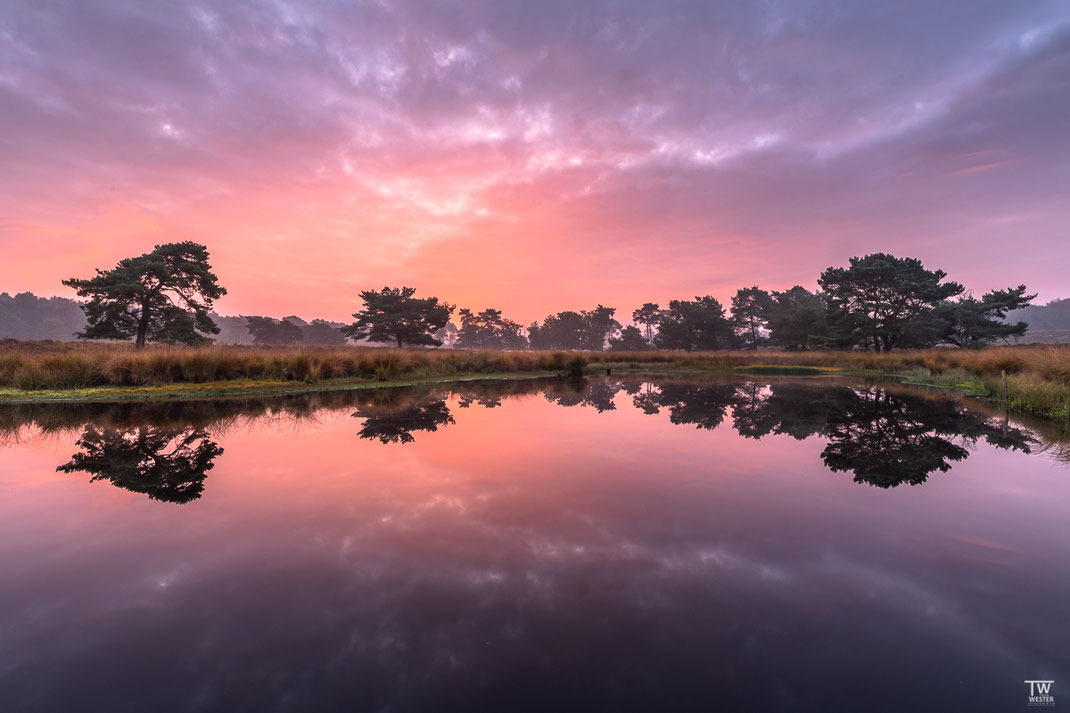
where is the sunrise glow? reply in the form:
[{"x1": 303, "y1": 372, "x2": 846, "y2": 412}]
[{"x1": 3, "y1": 2, "x2": 1068, "y2": 322}]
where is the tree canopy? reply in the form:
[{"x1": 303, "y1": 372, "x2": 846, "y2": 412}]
[
  {"x1": 456, "y1": 308, "x2": 528, "y2": 349},
  {"x1": 938, "y1": 285, "x2": 1035, "y2": 348},
  {"x1": 765, "y1": 286, "x2": 827, "y2": 351},
  {"x1": 341, "y1": 287, "x2": 454, "y2": 347},
  {"x1": 246, "y1": 316, "x2": 304, "y2": 345},
  {"x1": 819, "y1": 253, "x2": 964, "y2": 352},
  {"x1": 609, "y1": 325, "x2": 651, "y2": 351},
  {"x1": 528, "y1": 306, "x2": 621, "y2": 350},
  {"x1": 632, "y1": 303, "x2": 662, "y2": 346},
  {"x1": 62, "y1": 241, "x2": 227, "y2": 348},
  {"x1": 730, "y1": 287, "x2": 775, "y2": 350},
  {"x1": 654, "y1": 296, "x2": 734, "y2": 351}
]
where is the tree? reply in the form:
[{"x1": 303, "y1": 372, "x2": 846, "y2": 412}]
[
  {"x1": 456, "y1": 308, "x2": 528, "y2": 349},
  {"x1": 632, "y1": 303, "x2": 662, "y2": 346},
  {"x1": 609, "y1": 325, "x2": 651, "y2": 351},
  {"x1": 528, "y1": 307, "x2": 620, "y2": 350},
  {"x1": 654, "y1": 296, "x2": 734, "y2": 351},
  {"x1": 528, "y1": 311, "x2": 588, "y2": 349},
  {"x1": 938, "y1": 285, "x2": 1035, "y2": 348},
  {"x1": 341, "y1": 287, "x2": 454, "y2": 347},
  {"x1": 62, "y1": 242, "x2": 227, "y2": 348},
  {"x1": 766, "y1": 286, "x2": 827, "y2": 350},
  {"x1": 818, "y1": 253, "x2": 963, "y2": 352},
  {"x1": 582, "y1": 305, "x2": 621, "y2": 350},
  {"x1": 302, "y1": 319, "x2": 348, "y2": 346},
  {"x1": 246, "y1": 316, "x2": 304, "y2": 345},
  {"x1": 730, "y1": 287, "x2": 775, "y2": 350}
]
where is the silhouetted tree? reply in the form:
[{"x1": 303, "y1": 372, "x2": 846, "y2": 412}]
[
  {"x1": 819, "y1": 253, "x2": 963, "y2": 352},
  {"x1": 57, "y1": 425, "x2": 223, "y2": 503},
  {"x1": 766, "y1": 286, "x2": 827, "y2": 350},
  {"x1": 528, "y1": 312, "x2": 585, "y2": 349},
  {"x1": 62, "y1": 242, "x2": 227, "y2": 348},
  {"x1": 456, "y1": 308, "x2": 528, "y2": 349},
  {"x1": 302, "y1": 319, "x2": 348, "y2": 346},
  {"x1": 609, "y1": 325, "x2": 651, "y2": 351},
  {"x1": 528, "y1": 307, "x2": 620, "y2": 350},
  {"x1": 341, "y1": 287, "x2": 454, "y2": 347},
  {"x1": 583, "y1": 305, "x2": 622, "y2": 350},
  {"x1": 730, "y1": 287, "x2": 775, "y2": 350},
  {"x1": 632, "y1": 303, "x2": 662, "y2": 346},
  {"x1": 246, "y1": 316, "x2": 304, "y2": 345},
  {"x1": 654, "y1": 296, "x2": 734, "y2": 351},
  {"x1": 938, "y1": 285, "x2": 1036, "y2": 347}
]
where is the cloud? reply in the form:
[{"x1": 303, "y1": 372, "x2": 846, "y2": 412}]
[{"x1": 1, "y1": 0, "x2": 1068, "y2": 319}]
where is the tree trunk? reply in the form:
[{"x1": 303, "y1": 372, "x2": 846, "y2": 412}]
[
  {"x1": 135, "y1": 303, "x2": 151, "y2": 349},
  {"x1": 396, "y1": 335, "x2": 403, "y2": 348}
]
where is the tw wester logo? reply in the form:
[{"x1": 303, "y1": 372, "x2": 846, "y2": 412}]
[{"x1": 1025, "y1": 680, "x2": 1055, "y2": 707}]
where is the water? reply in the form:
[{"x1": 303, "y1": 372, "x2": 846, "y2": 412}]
[{"x1": 1, "y1": 377, "x2": 1067, "y2": 712}]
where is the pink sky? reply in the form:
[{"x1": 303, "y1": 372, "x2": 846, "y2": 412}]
[{"x1": 1, "y1": 1, "x2": 1068, "y2": 323}]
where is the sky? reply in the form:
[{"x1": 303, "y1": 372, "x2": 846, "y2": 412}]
[{"x1": 1, "y1": 0, "x2": 1068, "y2": 323}]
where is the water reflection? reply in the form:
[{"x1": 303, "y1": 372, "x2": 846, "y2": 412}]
[
  {"x1": 353, "y1": 397, "x2": 455, "y2": 444},
  {"x1": 0, "y1": 376, "x2": 1058, "y2": 502},
  {"x1": 56, "y1": 425, "x2": 222, "y2": 503},
  {"x1": 1, "y1": 377, "x2": 1068, "y2": 712}
]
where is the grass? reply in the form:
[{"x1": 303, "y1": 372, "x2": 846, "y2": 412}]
[{"x1": 1, "y1": 340, "x2": 1068, "y2": 422}]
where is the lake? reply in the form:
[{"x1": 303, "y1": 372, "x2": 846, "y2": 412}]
[{"x1": 1, "y1": 376, "x2": 1067, "y2": 712}]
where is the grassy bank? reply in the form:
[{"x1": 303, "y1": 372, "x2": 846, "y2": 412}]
[{"x1": 1, "y1": 341, "x2": 1068, "y2": 420}]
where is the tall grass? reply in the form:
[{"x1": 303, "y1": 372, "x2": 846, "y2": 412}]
[
  {"x1": 1, "y1": 340, "x2": 1067, "y2": 420},
  {"x1": 0, "y1": 341, "x2": 578, "y2": 390}
]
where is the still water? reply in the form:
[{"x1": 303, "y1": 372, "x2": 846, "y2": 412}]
[{"x1": 1, "y1": 376, "x2": 1068, "y2": 712}]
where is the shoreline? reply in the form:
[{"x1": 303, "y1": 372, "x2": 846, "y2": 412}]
[
  {"x1": 0, "y1": 365, "x2": 869, "y2": 405},
  {"x1": 1, "y1": 343, "x2": 1067, "y2": 424}
]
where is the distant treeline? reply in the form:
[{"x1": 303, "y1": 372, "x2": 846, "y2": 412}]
[
  {"x1": 1007, "y1": 298, "x2": 1070, "y2": 332},
  {"x1": 5, "y1": 244, "x2": 1066, "y2": 351},
  {"x1": 0, "y1": 293, "x2": 352, "y2": 346},
  {"x1": 5, "y1": 288, "x2": 1069, "y2": 349}
]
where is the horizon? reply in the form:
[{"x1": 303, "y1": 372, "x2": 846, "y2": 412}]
[
  {"x1": 2, "y1": 1, "x2": 1069, "y2": 324},
  {"x1": 2, "y1": 275, "x2": 1067, "y2": 329}
]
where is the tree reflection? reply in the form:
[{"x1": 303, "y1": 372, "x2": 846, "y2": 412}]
[
  {"x1": 543, "y1": 378, "x2": 622, "y2": 412},
  {"x1": 57, "y1": 426, "x2": 223, "y2": 503},
  {"x1": 353, "y1": 399, "x2": 455, "y2": 444},
  {"x1": 632, "y1": 382, "x2": 739, "y2": 430},
  {"x1": 818, "y1": 388, "x2": 1034, "y2": 487},
  {"x1": 630, "y1": 379, "x2": 1037, "y2": 487}
]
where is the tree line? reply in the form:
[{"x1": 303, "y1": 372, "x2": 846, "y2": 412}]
[{"x1": 59, "y1": 242, "x2": 1035, "y2": 352}]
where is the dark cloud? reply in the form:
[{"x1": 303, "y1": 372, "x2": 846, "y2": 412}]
[{"x1": 1, "y1": 0, "x2": 1067, "y2": 316}]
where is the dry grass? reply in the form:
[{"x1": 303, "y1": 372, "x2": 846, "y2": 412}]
[
  {"x1": 0, "y1": 341, "x2": 578, "y2": 390},
  {"x1": 1, "y1": 340, "x2": 1067, "y2": 420}
]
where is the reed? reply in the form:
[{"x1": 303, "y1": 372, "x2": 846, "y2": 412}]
[{"x1": 1, "y1": 340, "x2": 1067, "y2": 420}]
